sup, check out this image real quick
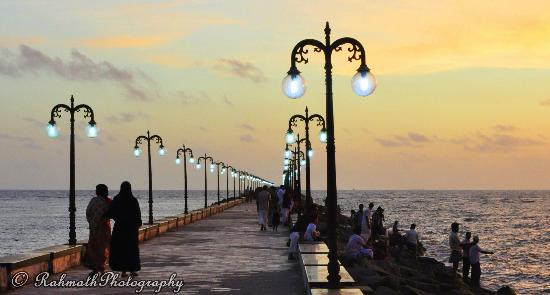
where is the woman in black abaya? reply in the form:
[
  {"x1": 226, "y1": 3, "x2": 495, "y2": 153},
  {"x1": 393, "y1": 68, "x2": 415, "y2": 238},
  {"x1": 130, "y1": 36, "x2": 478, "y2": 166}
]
[{"x1": 106, "y1": 181, "x2": 142, "y2": 277}]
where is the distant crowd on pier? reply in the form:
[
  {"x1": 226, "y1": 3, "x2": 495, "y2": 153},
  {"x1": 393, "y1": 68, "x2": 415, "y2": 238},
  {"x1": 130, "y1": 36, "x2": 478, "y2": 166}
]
[{"x1": 247, "y1": 186, "x2": 496, "y2": 290}]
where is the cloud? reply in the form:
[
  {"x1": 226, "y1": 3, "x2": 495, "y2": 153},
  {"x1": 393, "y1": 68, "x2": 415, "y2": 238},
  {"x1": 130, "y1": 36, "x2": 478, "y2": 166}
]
[
  {"x1": 223, "y1": 95, "x2": 233, "y2": 107},
  {"x1": 106, "y1": 112, "x2": 149, "y2": 124},
  {"x1": 214, "y1": 58, "x2": 266, "y2": 83},
  {"x1": 0, "y1": 45, "x2": 155, "y2": 101},
  {"x1": 240, "y1": 124, "x2": 255, "y2": 131},
  {"x1": 239, "y1": 134, "x2": 255, "y2": 142},
  {"x1": 539, "y1": 99, "x2": 550, "y2": 106},
  {"x1": 23, "y1": 117, "x2": 44, "y2": 128},
  {"x1": 176, "y1": 91, "x2": 210, "y2": 105},
  {"x1": 493, "y1": 124, "x2": 517, "y2": 132},
  {"x1": 0, "y1": 133, "x2": 43, "y2": 150},
  {"x1": 460, "y1": 133, "x2": 543, "y2": 153},
  {"x1": 375, "y1": 132, "x2": 433, "y2": 147},
  {"x1": 81, "y1": 35, "x2": 174, "y2": 49}
]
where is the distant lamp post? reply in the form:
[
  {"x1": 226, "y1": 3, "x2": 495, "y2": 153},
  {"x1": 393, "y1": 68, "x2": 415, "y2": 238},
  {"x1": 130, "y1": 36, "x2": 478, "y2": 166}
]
[
  {"x1": 134, "y1": 130, "x2": 166, "y2": 224},
  {"x1": 223, "y1": 164, "x2": 234, "y2": 201},
  {"x1": 46, "y1": 95, "x2": 98, "y2": 245},
  {"x1": 175, "y1": 145, "x2": 194, "y2": 214},
  {"x1": 282, "y1": 22, "x2": 376, "y2": 287},
  {"x1": 213, "y1": 161, "x2": 225, "y2": 204},
  {"x1": 287, "y1": 106, "x2": 326, "y2": 214},
  {"x1": 196, "y1": 154, "x2": 214, "y2": 208}
]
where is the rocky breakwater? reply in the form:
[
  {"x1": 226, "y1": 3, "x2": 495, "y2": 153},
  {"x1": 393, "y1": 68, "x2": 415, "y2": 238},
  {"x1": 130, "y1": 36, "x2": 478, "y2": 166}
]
[{"x1": 309, "y1": 203, "x2": 518, "y2": 295}]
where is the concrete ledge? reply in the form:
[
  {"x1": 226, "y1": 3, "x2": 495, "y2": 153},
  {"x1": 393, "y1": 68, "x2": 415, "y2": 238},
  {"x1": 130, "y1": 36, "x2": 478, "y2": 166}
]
[
  {"x1": 0, "y1": 253, "x2": 50, "y2": 291},
  {"x1": 144, "y1": 224, "x2": 159, "y2": 240},
  {"x1": 310, "y1": 288, "x2": 365, "y2": 295},
  {"x1": 176, "y1": 214, "x2": 190, "y2": 227},
  {"x1": 156, "y1": 220, "x2": 169, "y2": 234},
  {"x1": 32, "y1": 245, "x2": 83, "y2": 274},
  {"x1": 138, "y1": 226, "x2": 147, "y2": 242}
]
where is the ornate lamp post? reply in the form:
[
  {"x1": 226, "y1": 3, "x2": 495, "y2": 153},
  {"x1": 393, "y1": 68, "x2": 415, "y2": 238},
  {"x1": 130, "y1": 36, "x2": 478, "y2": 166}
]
[
  {"x1": 46, "y1": 95, "x2": 98, "y2": 245},
  {"x1": 282, "y1": 22, "x2": 376, "y2": 287},
  {"x1": 196, "y1": 154, "x2": 214, "y2": 208},
  {"x1": 175, "y1": 145, "x2": 195, "y2": 214},
  {"x1": 286, "y1": 107, "x2": 327, "y2": 214},
  {"x1": 134, "y1": 131, "x2": 166, "y2": 224},
  {"x1": 213, "y1": 161, "x2": 225, "y2": 204}
]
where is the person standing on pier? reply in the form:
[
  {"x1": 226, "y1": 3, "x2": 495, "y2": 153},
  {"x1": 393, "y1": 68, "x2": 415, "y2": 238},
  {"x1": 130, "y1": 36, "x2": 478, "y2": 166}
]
[
  {"x1": 354, "y1": 204, "x2": 364, "y2": 232},
  {"x1": 84, "y1": 184, "x2": 112, "y2": 276},
  {"x1": 257, "y1": 185, "x2": 270, "y2": 231},
  {"x1": 361, "y1": 203, "x2": 374, "y2": 240},
  {"x1": 106, "y1": 181, "x2": 142, "y2": 277}
]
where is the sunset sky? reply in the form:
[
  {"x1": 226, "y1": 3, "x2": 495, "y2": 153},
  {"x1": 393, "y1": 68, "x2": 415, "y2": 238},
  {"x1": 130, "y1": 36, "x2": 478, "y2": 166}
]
[{"x1": 2, "y1": 0, "x2": 550, "y2": 190}]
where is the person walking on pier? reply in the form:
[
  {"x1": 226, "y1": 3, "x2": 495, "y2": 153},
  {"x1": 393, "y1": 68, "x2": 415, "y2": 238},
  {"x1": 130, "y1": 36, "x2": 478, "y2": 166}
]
[
  {"x1": 84, "y1": 184, "x2": 112, "y2": 276},
  {"x1": 106, "y1": 181, "x2": 142, "y2": 277},
  {"x1": 469, "y1": 235, "x2": 494, "y2": 288},
  {"x1": 257, "y1": 185, "x2": 270, "y2": 231}
]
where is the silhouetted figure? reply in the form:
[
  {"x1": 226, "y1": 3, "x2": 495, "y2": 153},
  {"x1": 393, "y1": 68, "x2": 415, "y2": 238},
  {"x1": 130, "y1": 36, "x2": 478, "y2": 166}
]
[
  {"x1": 371, "y1": 206, "x2": 385, "y2": 238},
  {"x1": 84, "y1": 184, "x2": 112, "y2": 275},
  {"x1": 449, "y1": 222, "x2": 462, "y2": 273},
  {"x1": 304, "y1": 214, "x2": 320, "y2": 241},
  {"x1": 469, "y1": 235, "x2": 494, "y2": 288},
  {"x1": 106, "y1": 181, "x2": 142, "y2": 277},
  {"x1": 461, "y1": 232, "x2": 473, "y2": 282},
  {"x1": 354, "y1": 204, "x2": 364, "y2": 232},
  {"x1": 281, "y1": 190, "x2": 291, "y2": 225},
  {"x1": 272, "y1": 207, "x2": 280, "y2": 231}
]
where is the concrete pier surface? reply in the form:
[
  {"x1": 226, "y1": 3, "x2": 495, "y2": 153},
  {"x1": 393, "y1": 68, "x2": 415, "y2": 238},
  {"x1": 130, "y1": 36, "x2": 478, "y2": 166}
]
[{"x1": 9, "y1": 202, "x2": 304, "y2": 294}]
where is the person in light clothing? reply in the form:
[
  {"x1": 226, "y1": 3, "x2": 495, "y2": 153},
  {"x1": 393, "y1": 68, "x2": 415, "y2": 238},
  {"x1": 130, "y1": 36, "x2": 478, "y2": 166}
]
[
  {"x1": 404, "y1": 223, "x2": 419, "y2": 252},
  {"x1": 361, "y1": 202, "x2": 374, "y2": 240},
  {"x1": 469, "y1": 236, "x2": 494, "y2": 288},
  {"x1": 304, "y1": 215, "x2": 320, "y2": 241},
  {"x1": 257, "y1": 185, "x2": 270, "y2": 231},
  {"x1": 344, "y1": 227, "x2": 373, "y2": 263}
]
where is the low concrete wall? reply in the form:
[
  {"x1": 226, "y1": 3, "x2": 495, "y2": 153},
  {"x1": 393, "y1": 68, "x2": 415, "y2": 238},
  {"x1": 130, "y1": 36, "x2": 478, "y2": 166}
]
[{"x1": 0, "y1": 197, "x2": 246, "y2": 292}]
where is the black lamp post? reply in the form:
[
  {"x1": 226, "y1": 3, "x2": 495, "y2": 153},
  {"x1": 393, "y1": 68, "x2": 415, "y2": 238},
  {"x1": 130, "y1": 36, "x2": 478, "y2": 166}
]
[
  {"x1": 175, "y1": 145, "x2": 194, "y2": 214},
  {"x1": 286, "y1": 107, "x2": 327, "y2": 214},
  {"x1": 134, "y1": 131, "x2": 166, "y2": 225},
  {"x1": 213, "y1": 161, "x2": 225, "y2": 204},
  {"x1": 196, "y1": 154, "x2": 214, "y2": 208},
  {"x1": 282, "y1": 22, "x2": 377, "y2": 288},
  {"x1": 223, "y1": 164, "x2": 234, "y2": 202},
  {"x1": 46, "y1": 95, "x2": 98, "y2": 245}
]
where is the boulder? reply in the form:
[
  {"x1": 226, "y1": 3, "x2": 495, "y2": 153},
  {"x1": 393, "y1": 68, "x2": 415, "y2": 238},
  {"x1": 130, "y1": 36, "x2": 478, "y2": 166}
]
[
  {"x1": 373, "y1": 286, "x2": 401, "y2": 295},
  {"x1": 497, "y1": 286, "x2": 518, "y2": 295}
]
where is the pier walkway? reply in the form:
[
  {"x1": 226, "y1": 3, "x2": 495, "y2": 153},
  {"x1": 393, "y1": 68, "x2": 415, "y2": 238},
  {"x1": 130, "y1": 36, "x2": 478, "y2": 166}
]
[{"x1": 9, "y1": 202, "x2": 304, "y2": 294}]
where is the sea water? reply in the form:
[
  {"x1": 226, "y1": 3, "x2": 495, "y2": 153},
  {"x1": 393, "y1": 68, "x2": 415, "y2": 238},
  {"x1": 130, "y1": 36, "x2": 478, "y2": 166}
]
[{"x1": 0, "y1": 190, "x2": 548, "y2": 293}]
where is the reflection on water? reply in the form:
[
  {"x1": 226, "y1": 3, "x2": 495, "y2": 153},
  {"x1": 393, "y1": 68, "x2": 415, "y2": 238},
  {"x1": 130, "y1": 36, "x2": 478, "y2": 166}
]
[{"x1": 312, "y1": 190, "x2": 549, "y2": 294}]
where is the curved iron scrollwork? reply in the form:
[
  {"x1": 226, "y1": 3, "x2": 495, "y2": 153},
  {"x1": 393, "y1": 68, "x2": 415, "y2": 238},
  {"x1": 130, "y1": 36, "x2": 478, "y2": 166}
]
[
  {"x1": 290, "y1": 39, "x2": 325, "y2": 68},
  {"x1": 330, "y1": 37, "x2": 367, "y2": 66}
]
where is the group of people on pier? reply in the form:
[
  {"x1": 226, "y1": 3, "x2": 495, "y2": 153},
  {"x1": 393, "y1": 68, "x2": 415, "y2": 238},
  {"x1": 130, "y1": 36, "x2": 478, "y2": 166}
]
[
  {"x1": 252, "y1": 185, "x2": 299, "y2": 231},
  {"x1": 84, "y1": 182, "x2": 142, "y2": 278}
]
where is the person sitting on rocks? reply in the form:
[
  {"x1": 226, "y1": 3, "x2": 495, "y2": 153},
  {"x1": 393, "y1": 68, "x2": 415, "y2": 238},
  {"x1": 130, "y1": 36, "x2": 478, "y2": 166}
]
[
  {"x1": 469, "y1": 235, "x2": 494, "y2": 288},
  {"x1": 405, "y1": 223, "x2": 419, "y2": 253},
  {"x1": 344, "y1": 226, "x2": 373, "y2": 264},
  {"x1": 304, "y1": 215, "x2": 320, "y2": 241}
]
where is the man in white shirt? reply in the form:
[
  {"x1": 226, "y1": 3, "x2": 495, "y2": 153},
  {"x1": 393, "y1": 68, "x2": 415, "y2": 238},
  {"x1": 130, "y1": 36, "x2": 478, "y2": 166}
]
[
  {"x1": 276, "y1": 186, "x2": 285, "y2": 209},
  {"x1": 405, "y1": 223, "x2": 419, "y2": 252},
  {"x1": 469, "y1": 236, "x2": 494, "y2": 288}
]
